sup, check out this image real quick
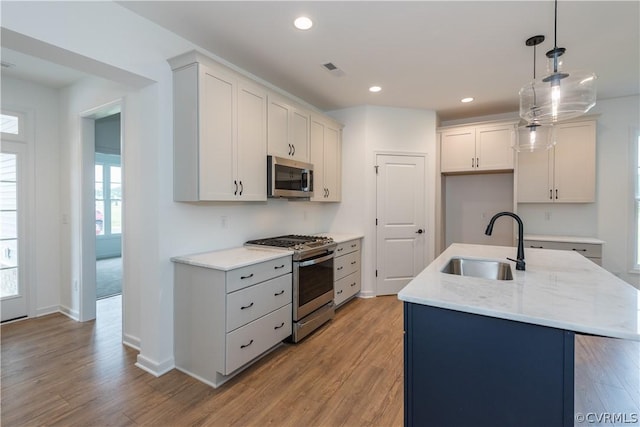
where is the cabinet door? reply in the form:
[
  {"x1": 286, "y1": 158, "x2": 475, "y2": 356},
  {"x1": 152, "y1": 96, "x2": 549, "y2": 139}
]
[
  {"x1": 476, "y1": 125, "x2": 514, "y2": 171},
  {"x1": 309, "y1": 119, "x2": 325, "y2": 201},
  {"x1": 267, "y1": 96, "x2": 291, "y2": 158},
  {"x1": 323, "y1": 125, "x2": 341, "y2": 201},
  {"x1": 290, "y1": 108, "x2": 309, "y2": 161},
  {"x1": 237, "y1": 81, "x2": 267, "y2": 201},
  {"x1": 517, "y1": 149, "x2": 553, "y2": 202},
  {"x1": 553, "y1": 121, "x2": 596, "y2": 202},
  {"x1": 199, "y1": 66, "x2": 236, "y2": 201},
  {"x1": 440, "y1": 128, "x2": 476, "y2": 172}
]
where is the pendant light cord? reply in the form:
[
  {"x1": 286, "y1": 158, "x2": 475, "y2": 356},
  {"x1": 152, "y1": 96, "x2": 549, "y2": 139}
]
[{"x1": 553, "y1": 0, "x2": 559, "y2": 73}]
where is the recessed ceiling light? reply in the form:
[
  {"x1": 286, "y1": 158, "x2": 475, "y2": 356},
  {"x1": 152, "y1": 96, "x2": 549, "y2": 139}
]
[
  {"x1": 294, "y1": 16, "x2": 313, "y2": 30},
  {"x1": 369, "y1": 86, "x2": 382, "y2": 93},
  {"x1": 461, "y1": 97, "x2": 474, "y2": 103}
]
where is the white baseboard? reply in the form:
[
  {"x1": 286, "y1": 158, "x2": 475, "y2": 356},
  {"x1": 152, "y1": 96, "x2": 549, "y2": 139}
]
[
  {"x1": 357, "y1": 291, "x2": 376, "y2": 298},
  {"x1": 123, "y1": 333, "x2": 141, "y2": 351},
  {"x1": 135, "y1": 353, "x2": 175, "y2": 377},
  {"x1": 58, "y1": 305, "x2": 79, "y2": 320},
  {"x1": 36, "y1": 305, "x2": 61, "y2": 317}
]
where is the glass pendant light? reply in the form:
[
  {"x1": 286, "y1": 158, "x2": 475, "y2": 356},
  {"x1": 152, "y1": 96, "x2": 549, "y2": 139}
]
[
  {"x1": 514, "y1": 35, "x2": 555, "y2": 152},
  {"x1": 515, "y1": 122, "x2": 555, "y2": 152},
  {"x1": 519, "y1": 0, "x2": 597, "y2": 125}
]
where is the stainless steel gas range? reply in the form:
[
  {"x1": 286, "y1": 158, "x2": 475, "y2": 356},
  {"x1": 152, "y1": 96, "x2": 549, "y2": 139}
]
[{"x1": 245, "y1": 235, "x2": 336, "y2": 342}]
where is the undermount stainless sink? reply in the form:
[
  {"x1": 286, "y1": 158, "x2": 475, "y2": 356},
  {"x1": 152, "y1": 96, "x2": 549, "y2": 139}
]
[{"x1": 441, "y1": 257, "x2": 514, "y2": 281}]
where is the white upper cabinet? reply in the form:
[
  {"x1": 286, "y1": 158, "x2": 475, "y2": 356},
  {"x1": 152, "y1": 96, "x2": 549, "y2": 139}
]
[
  {"x1": 517, "y1": 119, "x2": 596, "y2": 203},
  {"x1": 267, "y1": 94, "x2": 310, "y2": 161},
  {"x1": 310, "y1": 115, "x2": 342, "y2": 202},
  {"x1": 170, "y1": 52, "x2": 267, "y2": 201},
  {"x1": 440, "y1": 123, "x2": 515, "y2": 173}
]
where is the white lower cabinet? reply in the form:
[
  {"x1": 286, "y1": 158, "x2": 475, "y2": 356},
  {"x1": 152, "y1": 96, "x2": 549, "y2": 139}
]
[
  {"x1": 225, "y1": 304, "x2": 291, "y2": 374},
  {"x1": 522, "y1": 236, "x2": 604, "y2": 266},
  {"x1": 174, "y1": 254, "x2": 292, "y2": 388},
  {"x1": 334, "y1": 238, "x2": 362, "y2": 307}
]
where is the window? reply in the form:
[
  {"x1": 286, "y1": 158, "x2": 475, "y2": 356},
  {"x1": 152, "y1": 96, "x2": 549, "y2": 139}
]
[
  {"x1": 95, "y1": 153, "x2": 122, "y2": 237},
  {"x1": 0, "y1": 153, "x2": 19, "y2": 298},
  {"x1": 1, "y1": 112, "x2": 25, "y2": 141}
]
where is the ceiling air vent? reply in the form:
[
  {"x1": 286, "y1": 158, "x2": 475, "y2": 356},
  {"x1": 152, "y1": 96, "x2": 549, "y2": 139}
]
[{"x1": 322, "y1": 62, "x2": 345, "y2": 77}]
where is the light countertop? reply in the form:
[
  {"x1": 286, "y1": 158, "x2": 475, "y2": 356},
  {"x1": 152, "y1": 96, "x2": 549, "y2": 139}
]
[
  {"x1": 397, "y1": 243, "x2": 640, "y2": 341},
  {"x1": 316, "y1": 232, "x2": 364, "y2": 243},
  {"x1": 523, "y1": 234, "x2": 605, "y2": 245},
  {"x1": 171, "y1": 247, "x2": 292, "y2": 271}
]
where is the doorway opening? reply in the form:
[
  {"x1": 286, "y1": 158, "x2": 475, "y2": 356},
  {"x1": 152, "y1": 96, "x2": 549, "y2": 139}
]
[
  {"x1": 79, "y1": 101, "x2": 122, "y2": 322},
  {"x1": 94, "y1": 113, "x2": 122, "y2": 300}
]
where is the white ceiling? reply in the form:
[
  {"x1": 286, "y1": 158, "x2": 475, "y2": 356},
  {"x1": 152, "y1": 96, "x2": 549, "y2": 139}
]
[{"x1": 2, "y1": 2, "x2": 638, "y2": 122}]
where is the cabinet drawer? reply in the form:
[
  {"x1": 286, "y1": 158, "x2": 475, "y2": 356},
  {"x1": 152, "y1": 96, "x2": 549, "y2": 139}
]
[
  {"x1": 335, "y1": 251, "x2": 360, "y2": 280},
  {"x1": 335, "y1": 270, "x2": 361, "y2": 307},
  {"x1": 225, "y1": 304, "x2": 291, "y2": 375},
  {"x1": 524, "y1": 240, "x2": 602, "y2": 259},
  {"x1": 226, "y1": 273, "x2": 292, "y2": 332},
  {"x1": 227, "y1": 256, "x2": 292, "y2": 293},
  {"x1": 335, "y1": 239, "x2": 361, "y2": 257}
]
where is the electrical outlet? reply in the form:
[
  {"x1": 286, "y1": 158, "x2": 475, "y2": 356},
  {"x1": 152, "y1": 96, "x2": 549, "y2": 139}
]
[
  {"x1": 544, "y1": 212, "x2": 551, "y2": 221},
  {"x1": 221, "y1": 216, "x2": 228, "y2": 229},
  {"x1": 303, "y1": 210, "x2": 308, "y2": 221},
  {"x1": 73, "y1": 280, "x2": 78, "y2": 291}
]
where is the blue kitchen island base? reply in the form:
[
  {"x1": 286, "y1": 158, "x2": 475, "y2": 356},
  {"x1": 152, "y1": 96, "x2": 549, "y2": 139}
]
[{"x1": 404, "y1": 302, "x2": 575, "y2": 427}]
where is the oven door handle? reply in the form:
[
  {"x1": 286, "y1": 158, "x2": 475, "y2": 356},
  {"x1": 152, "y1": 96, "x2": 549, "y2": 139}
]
[{"x1": 297, "y1": 253, "x2": 334, "y2": 267}]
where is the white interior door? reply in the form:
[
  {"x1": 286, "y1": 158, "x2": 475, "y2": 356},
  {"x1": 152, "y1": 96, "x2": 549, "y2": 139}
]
[
  {"x1": 1, "y1": 141, "x2": 28, "y2": 321},
  {"x1": 376, "y1": 154, "x2": 426, "y2": 296}
]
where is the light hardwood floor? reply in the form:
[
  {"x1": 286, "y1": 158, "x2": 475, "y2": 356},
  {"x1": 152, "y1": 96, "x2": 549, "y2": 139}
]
[{"x1": 1, "y1": 295, "x2": 638, "y2": 426}]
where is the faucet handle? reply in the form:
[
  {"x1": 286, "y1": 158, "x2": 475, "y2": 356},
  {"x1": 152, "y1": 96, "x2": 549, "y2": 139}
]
[{"x1": 507, "y1": 257, "x2": 526, "y2": 271}]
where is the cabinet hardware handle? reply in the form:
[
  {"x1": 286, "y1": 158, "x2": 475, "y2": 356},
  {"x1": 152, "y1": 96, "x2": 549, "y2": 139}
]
[
  {"x1": 350, "y1": 244, "x2": 357, "y2": 248},
  {"x1": 350, "y1": 282, "x2": 356, "y2": 287},
  {"x1": 337, "y1": 248, "x2": 343, "y2": 252},
  {"x1": 241, "y1": 302, "x2": 254, "y2": 310},
  {"x1": 240, "y1": 273, "x2": 254, "y2": 280},
  {"x1": 555, "y1": 189, "x2": 558, "y2": 199},
  {"x1": 529, "y1": 245, "x2": 544, "y2": 249},
  {"x1": 572, "y1": 248, "x2": 587, "y2": 252},
  {"x1": 351, "y1": 261, "x2": 357, "y2": 265},
  {"x1": 337, "y1": 290, "x2": 343, "y2": 295},
  {"x1": 274, "y1": 264, "x2": 285, "y2": 269},
  {"x1": 292, "y1": 144, "x2": 296, "y2": 155},
  {"x1": 472, "y1": 158, "x2": 475, "y2": 168},
  {"x1": 274, "y1": 322, "x2": 285, "y2": 330},
  {"x1": 549, "y1": 189, "x2": 553, "y2": 200},
  {"x1": 476, "y1": 157, "x2": 479, "y2": 168},
  {"x1": 239, "y1": 180, "x2": 243, "y2": 196},
  {"x1": 288, "y1": 144, "x2": 292, "y2": 155},
  {"x1": 274, "y1": 290, "x2": 285, "y2": 296},
  {"x1": 234, "y1": 180, "x2": 238, "y2": 195},
  {"x1": 240, "y1": 339, "x2": 254, "y2": 349},
  {"x1": 337, "y1": 266, "x2": 343, "y2": 270}
]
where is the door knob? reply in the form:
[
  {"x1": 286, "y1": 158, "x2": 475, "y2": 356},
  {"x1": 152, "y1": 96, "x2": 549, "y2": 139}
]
[{"x1": 416, "y1": 229, "x2": 424, "y2": 234}]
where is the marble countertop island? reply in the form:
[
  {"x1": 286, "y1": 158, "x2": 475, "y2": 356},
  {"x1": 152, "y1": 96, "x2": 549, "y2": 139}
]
[{"x1": 398, "y1": 243, "x2": 640, "y2": 341}]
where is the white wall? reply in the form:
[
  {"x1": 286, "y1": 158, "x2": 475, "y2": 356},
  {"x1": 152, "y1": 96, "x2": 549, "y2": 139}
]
[
  {"x1": 444, "y1": 173, "x2": 514, "y2": 247},
  {"x1": 1, "y1": 76, "x2": 61, "y2": 316},
  {"x1": 328, "y1": 106, "x2": 438, "y2": 297}
]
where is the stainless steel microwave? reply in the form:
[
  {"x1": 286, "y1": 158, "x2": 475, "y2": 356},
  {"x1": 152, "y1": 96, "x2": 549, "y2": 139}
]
[{"x1": 267, "y1": 155, "x2": 314, "y2": 198}]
